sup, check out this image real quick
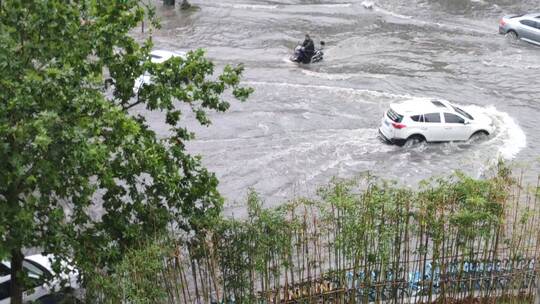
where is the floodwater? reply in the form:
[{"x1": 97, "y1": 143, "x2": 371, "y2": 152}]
[{"x1": 137, "y1": 0, "x2": 539, "y2": 216}]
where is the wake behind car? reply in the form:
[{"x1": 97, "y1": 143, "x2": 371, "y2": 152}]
[
  {"x1": 1, "y1": 255, "x2": 79, "y2": 304},
  {"x1": 499, "y1": 13, "x2": 540, "y2": 46},
  {"x1": 379, "y1": 99, "x2": 494, "y2": 146}
]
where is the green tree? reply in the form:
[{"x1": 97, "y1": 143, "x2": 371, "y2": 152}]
[{"x1": 0, "y1": 1, "x2": 252, "y2": 303}]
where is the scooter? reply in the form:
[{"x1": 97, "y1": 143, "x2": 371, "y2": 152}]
[{"x1": 290, "y1": 41, "x2": 325, "y2": 64}]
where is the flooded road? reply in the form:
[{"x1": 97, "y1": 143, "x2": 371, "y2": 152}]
[{"x1": 138, "y1": 0, "x2": 539, "y2": 215}]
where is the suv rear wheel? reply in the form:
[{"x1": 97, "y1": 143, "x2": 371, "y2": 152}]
[
  {"x1": 403, "y1": 135, "x2": 425, "y2": 147},
  {"x1": 505, "y1": 30, "x2": 518, "y2": 42}
]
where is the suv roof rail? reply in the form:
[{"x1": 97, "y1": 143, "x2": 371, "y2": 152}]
[{"x1": 431, "y1": 100, "x2": 448, "y2": 108}]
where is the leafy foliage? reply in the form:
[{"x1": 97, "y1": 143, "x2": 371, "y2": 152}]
[
  {"x1": 96, "y1": 165, "x2": 533, "y2": 304},
  {"x1": 87, "y1": 242, "x2": 169, "y2": 304},
  {"x1": 0, "y1": 0, "x2": 251, "y2": 300}
]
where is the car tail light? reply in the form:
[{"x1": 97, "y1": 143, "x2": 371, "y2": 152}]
[
  {"x1": 392, "y1": 122, "x2": 406, "y2": 129},
  {"x1": 499, "y1": 19, "x2": 506, "y2": 26}
]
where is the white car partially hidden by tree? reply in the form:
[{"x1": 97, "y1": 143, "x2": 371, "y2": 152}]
[
  {"x1": 379, "y1": 99, "x2": 494, "y2": 146},
  {"x1": 133, "y1": 49, "x2": 187, "y2": 94},
  {"x1": 0, "y1": 255, "x2": 79, "y2": 304}
]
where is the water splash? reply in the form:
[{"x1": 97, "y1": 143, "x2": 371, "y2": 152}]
[
  {"x1": 462, "y1": 105, "x2": 526, "y2": 159},
  {"x1": 300, "y1": 69, "x2": 356, "y2": 80}
]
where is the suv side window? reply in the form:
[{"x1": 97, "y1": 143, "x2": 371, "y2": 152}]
[
  {"x1": 410, "y1": 115, "x2": 424, "y2": 122},
  {"x1": 424, "y1": 113, "x2": 441, "y2": 123},
  {"x1": 520, "y1": 20, "x2": 535, "y2": 28},
  {"x1": 23, "y1": 260, "x2": 51, "y2": 288},
  {"x1": 444, "y1": 113, "x2": 465, "y2": 124},
  {"x1": 0, "y1": 264, "x2": 9, "y2": 276}
]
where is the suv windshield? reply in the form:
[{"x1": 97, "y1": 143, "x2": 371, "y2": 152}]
[
  {"x1": 452, "y1": 106, "x2": 473, "y2": 120},
  {"x1": 387, "y1": 109, "x2": 403, "y2": 123}
]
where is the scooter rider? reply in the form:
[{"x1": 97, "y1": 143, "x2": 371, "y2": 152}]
[{"x1": 301, "y1": 34, "x2": 315, "y2": 62}]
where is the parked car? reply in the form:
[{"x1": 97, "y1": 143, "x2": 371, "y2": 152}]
[
  {"x1": 378, "y1": 99, "x2": 494, "y2": 146},
  {"x1": 0, "y1": 255, "x2": 79, "y2": 304},
  {"x1": 499, "y1": 13, "x2": 540, "y2": 46},
  {"x1": 133, "y1": 49, "x2": 187, "y2": 93}
]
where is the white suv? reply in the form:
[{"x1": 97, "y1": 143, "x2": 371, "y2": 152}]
[
  {"x1": 1, "y1": 255, "x2": 79, "y2": 304},
  {"x1": 133, "y1": 49, "x2": 187, "y2": 93},
  {"x1": 379, "y1": 99, "x2": 494, "y2": 146}
]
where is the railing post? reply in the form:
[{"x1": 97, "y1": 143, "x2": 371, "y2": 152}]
[{"x1": 536, "y1": 266, "x2": 540, "y2": 304}]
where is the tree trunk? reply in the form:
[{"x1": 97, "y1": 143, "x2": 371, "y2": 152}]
[{"x1": 10, "y1": 249, "x2": 24, "y2": 304}]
